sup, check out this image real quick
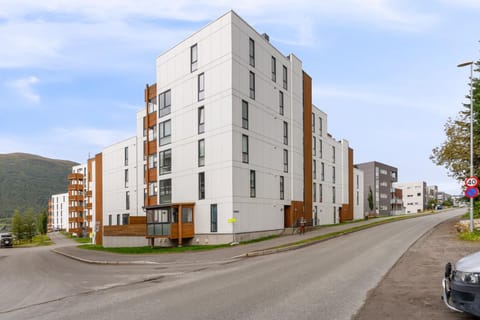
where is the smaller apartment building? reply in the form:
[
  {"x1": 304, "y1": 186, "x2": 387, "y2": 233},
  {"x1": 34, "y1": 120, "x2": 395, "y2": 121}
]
[
  {"x1": 393, "y1": 181, "x2": 427, "y2": 214},
  {"x1": 48, "y1": 193, "x2": 69, "y2": 231}
]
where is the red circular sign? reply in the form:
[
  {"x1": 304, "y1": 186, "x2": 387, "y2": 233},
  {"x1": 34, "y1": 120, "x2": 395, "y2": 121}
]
[
  {"x1": 465, "y1": 176, "x2": 479, "y2": 188},
  {"x1": 465, "y1": 187, "x2": 479, "y2": 199}
]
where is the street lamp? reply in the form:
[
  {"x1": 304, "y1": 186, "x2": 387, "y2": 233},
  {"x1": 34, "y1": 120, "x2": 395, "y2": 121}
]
[{"x1": 457, "y1": 61, "x2": 474, "y2": 232}]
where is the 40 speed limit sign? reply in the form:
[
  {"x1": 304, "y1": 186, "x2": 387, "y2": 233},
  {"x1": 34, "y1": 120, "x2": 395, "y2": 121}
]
[{"x1": 465, "y1": 176, "x2": 479, "y2": 188}]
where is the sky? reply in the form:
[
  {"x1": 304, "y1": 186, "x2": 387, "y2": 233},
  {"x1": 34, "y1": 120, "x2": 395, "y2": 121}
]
[{"x1": 0, "y1": 0, "x2": 479, "y2": 195}]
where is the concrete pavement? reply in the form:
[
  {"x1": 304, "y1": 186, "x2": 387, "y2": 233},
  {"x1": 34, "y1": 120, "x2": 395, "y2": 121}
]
[{"x1": 52, "y1": 213, "x2": 443, "y2": 266}]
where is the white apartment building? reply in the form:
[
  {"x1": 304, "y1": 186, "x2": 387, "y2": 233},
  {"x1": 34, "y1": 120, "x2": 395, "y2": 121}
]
[
  {"x1": 60, "y1": 11, "x2": 363, "y2": 247},
  {"x1": 393, "y1": 181, "x2": 427, "y2": 214},
  {"x1": 48, "y1": 193, "x2": 68, "y2": 231}
]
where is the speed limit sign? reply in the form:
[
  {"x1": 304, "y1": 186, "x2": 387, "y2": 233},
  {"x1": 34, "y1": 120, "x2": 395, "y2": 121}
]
[{"x1": 465, "y1": 176, "x2": 479, "y2": 188}]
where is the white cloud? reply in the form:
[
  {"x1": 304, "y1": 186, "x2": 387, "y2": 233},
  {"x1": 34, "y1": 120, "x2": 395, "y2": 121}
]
[{"x1": 6, "y1": 76, "x2": 40, "y2": 103}]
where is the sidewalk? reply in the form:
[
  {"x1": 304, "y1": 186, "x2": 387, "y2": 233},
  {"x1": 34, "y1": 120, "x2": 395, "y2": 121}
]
[{"x1": 52, "y1": 215, "x2": 425, "y2": 265}]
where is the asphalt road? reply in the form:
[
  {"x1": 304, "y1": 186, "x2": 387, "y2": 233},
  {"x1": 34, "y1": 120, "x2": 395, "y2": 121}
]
[{"x1": 0, "y1": 209, "x2": 464, "y2": 320}]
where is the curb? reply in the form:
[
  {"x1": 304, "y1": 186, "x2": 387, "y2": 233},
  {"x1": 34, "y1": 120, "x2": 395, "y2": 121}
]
[{"x1": 52, "y1": 248, "x2": 160, "y2": 265}]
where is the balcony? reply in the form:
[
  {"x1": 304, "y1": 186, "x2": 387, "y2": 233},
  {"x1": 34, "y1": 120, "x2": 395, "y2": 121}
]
[
  {"x1": 70, "y1": 194, "x2": 84, "y2": 202},
  {"x1": 86, "y1": 203, "x2": 93, "y2": 210},
  {"x1": 68, "y1": 184, "x2": 84, "y2": 191},
  {"x1": 145, "y1": 204, "x2": 195, "y2": 245},
  {"x1": 68, "y1": 173, "x2": 84, "y2": 180},
  {"x1": 86, "y1": 190, "x2": 93, "y2": 197},
  {"x1": 69, "y1": 206, "x2": 84, "y2": 213}
]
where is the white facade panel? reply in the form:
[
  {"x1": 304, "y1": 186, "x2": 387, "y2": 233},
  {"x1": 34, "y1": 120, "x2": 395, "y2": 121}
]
[{"x1": 51, "y1": 193, "x2": 68, "y2": 231}]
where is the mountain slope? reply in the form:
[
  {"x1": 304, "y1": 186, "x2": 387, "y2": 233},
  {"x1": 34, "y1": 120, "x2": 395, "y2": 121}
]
[{"x1": 0, "y1": 153, "x2": 78, "y2": 218}]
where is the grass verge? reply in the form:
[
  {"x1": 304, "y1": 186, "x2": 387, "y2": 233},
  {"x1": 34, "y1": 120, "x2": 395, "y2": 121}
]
[
  {"x1": 15, "y1": 234, "x2": 53, "y2": 247},
  {"x1": 459, "y1": 230, "x2": 480, "y2": 241}
]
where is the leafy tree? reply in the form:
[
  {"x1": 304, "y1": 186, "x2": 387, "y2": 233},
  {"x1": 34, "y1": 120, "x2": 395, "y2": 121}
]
[
  {"x1": 11, "y1": 209, "x2": 24, "y2": 240},
  {"x1": 431, "y1": 59, "x2": 480, "y2": 181},
  {"x1": 37, "y1": 209, "x2": 48, "y2": 235},
  {"x1": 23, "y1": 208, "x2": 37, "y2": 242},
  {"x1": 427, "y1": 199, "x2": 437, "y2": 210},
  {"x1": 368, "y1": 186, "x2": 374, "y2": 213}
]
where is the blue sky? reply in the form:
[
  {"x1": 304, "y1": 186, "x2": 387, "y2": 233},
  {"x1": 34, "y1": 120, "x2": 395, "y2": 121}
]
[{"x1": 0, "y1": 0, "x2": 479, "y2": 195}]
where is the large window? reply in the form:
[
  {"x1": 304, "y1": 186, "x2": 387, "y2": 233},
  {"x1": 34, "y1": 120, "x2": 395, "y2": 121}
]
[
  {"x1": 159, "y1": 179, "x2": 171, "y2": 204},
  {"x1": 321, "y1": 162, "x2": 325, "y2": 181},
  {"x1": 332, "y1": 166, "x2": 336, "y2": 183},
  {"x1": 210, "y1": 204, "x2": 217, "y2": 232},
  {"x1": 249, "y1": 71, "x2": 255, "y2": 99},
  {"x1": 198, "y1": 73, "x2": 205, "y2": 101},
  {"x1": 283, "y1": 121, "x2": 288, "y2": 145},
  {"x1": 271, "y1": 56, "x2": 276, "y2": 82},
  {"x1": 159, "y1": 120, "x2": 171, "y2": 146},
  {"x1": 198, "y1": 106, "x2": 205, "y2": 134},
  {"x1": 242, "y1": 100, "x2": 248, "y2": 129},
  {"x1": 149, "y1": 181, "x2": 157, "y2": 196},
  {"x1": 124, "y1": 169, "x2": 129, "y2": 187},
  {"x1": 122, "y1": 213, "x2": 129, "y2": 225},
  {"x1": 319, "y1": 184, "x2": 323, "y2": 203},
  {"x1": 319, "y1": 139, "x2": 323, "y2": 158},
  {"x1": 198, "y1": 139, "x2": 205, "y2": 167},
  {"x1": 283, "y1": 65, "x2": 288, "y2": 90},
  {"x1": 283, "y1": 149, "x2": 288, "y2": 173},
  {"x1": 250, "y1": 170, "x2": 256, "y2": 198},
  {"x1": 332, "y1": 146, "x2": 336, "y2": 163},
  {"x1": 279, "y1": 91, "x2": 284, "y2": 115},
  {"x1": 124, "y1": 146, "x2": 128, "y2": 166},
  {"x1": 191, "y1": 44, "x2": 198, "y2": 72},
  {"x1": 333, "y1": 186, "x2": 336, "y2": 203},
  {"x1": 319, "y1": 117, "x2": 323, "y2": 136},
  {"x1": 198, "y1": 172, "x2": 205, "y2": 200},
  {"x1": 159, "y1": 149, "x2": 171, "y2": 175},
  {"x1": 148, "y1": 124, "x2": 157, "y2": 141},
  {"x1": 148, "y1": 153, "x2": 157, "y2": 169},
  {"x1": 159, "y1": 89, "x2": 171, "y2": 117},
  {"x1": 242, "y1": 135, "x2": 249, "y2": 163},
  {"x1": 147, "y1": 208, "x2": 171, "y2": 236},
  {"x1": 280, "y1": 176, "x2": 284, "y2": 200},
  {"x1": 249, "y1": 38, "x2": 255, "y2": 67},
  {"x1": 126, "y1": 191, "x2": 130, "y2": 210}
]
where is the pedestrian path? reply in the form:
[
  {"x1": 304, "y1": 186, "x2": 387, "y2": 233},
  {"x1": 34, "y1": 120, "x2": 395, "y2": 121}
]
[{"x1": 52, "y1": 214, "x2": 431, "y2": 265}]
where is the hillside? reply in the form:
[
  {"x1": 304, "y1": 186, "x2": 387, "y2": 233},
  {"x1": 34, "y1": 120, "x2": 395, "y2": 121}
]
[{"x1": 0, "y1": 153, "x2": 78, "y2": 218}]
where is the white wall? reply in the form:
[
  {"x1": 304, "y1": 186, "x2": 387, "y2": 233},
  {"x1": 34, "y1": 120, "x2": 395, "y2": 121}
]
[
  {"x1": 393, "y1": 181, "x2": 427, "y2": 214},
  {"x1": 51, "y1": 193, "x2": 68, "y2": 230}
]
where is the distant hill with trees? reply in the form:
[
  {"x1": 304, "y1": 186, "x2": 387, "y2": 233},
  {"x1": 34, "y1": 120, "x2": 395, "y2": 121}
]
[{"x1": 0, "y1": 153, "x2": 78, "y2": 218}]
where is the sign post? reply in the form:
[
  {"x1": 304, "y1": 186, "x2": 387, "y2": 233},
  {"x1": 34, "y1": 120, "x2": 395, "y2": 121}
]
[
  {"x1": 464, "y1": 176, "x2": 479, "y2": 232},
  {"x1": 230, "y1": 210, "x2": 239, "y2": 245}
]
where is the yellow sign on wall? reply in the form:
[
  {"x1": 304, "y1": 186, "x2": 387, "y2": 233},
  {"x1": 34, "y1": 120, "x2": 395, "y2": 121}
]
[{"x1": 228, "y1": 218, "x2": 237, "y2": 223}]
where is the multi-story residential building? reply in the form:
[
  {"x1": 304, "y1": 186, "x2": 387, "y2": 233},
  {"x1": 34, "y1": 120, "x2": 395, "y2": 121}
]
[
  {"x1": 59, "y1": 11, "x2": 363, "y2": 247},
  {"x1": 68, "y1": 164, "x2": 90, "y2": 236},
  {"x1": 48, "y1": 193, "x2": 69, "y2": 231},
  {"x1": 393, "y1": 181, "x2": 427, "y2": 214},
  {"x1": 355, "y1": 161, "x2": 398, "y2": 216},
  {"x1": 427, "y1": 185, "x2": 438, "y2": 209}
]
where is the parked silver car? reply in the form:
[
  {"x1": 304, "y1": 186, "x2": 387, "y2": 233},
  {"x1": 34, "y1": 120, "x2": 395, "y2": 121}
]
[{"x1": 443, "y1": 251, "x2": 480, "y2": 317}]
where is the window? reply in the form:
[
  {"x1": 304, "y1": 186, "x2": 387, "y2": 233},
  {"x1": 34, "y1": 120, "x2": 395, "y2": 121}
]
[
  {"x1": 210, "y1": 204, "x2": 218, "y2": 232},
  {"x1": 313, "y1": 183, "x2": 316, "y2": 202},
  {"x1": 191, "y1": 44, "x2": 198, "y2": 72},
  {"x1": 149, "y1": 182, "x2": 157, "y2": 196},
  {"x1": 159, "y1": 149, "x2": 171, "y2": 175},
  {"x1": 124, "y1": 169, "x2": 129, "y2": 187},
  {"x1": 116, "y1": 214, "x2": 120, "y2": 225},
  {"x1": 198, "y1": 106, "x2": 205, "y2": 134},
  {"x1": 279, "y1": 91, "x2": 284, "y2": 115},
  {"x1": 198, "y1": 139, "x2": 205, "y2": 167},
  {"x1": 249, "y1": 71, "x2": 255, "y2": 99},
  {"x1": 242, "y1": 100, "x2": 248, "y2": 129},
  {"x1": 198, "y1": 73, "x2": 205, "y2": 101},
  {"x1": 283, "y1": 65, "x2": 288, "y2": 90},
  {"x1": 280, "y1": 176, "x2": 284, "y2": 200},
  {"x1": 148, "y1": 96, "x2": 157, "y2": 114},
  {"x1": 122, "y1": 213, "x2": 129, "y2": 225},
  {"x1": 357, "y1": 191, "x2": 359, "y2": 205},
  {"x1": 249, "y1": 38, "x2": 255, "y2": 67},
  {"x1": 319, "y1": 139, "x2": 323, "y2": 158},
  {"x1": 283, "y1": 121, "x2": 288, "y2": 145},
  {"x1": 159, "y1": 89, "x2": 171, "y2": 117},
  {"x1": 159, "y1": 179, "x2": 171, "y2": 204},
  {"x1": 319, "y1": 117, "x2": 323, "y2": 136},
  {"x1": 332, "y1": 146, "x2": 336, "y2": 163},
  {"x1": 124, "y1": 146, "x2": 128, "y2": 166},
  {"x1": 126, "y1": 191, "x2": 130, "y2": 210},
  {"x1": 198, "y1": 172, "x2": 205, "y2": 200},
  {"x1": 313, "y1": 159, "x2": 316, "y2": 179},
  {"x1": 148, "y1": 153, "x2": 157, "y2": 169},
  {"x1": 148, "y1": 124, "x2": 157, "y2": 141},
  {"x1": 332, "y1": 166, "x2": 336, "y2": 183},
  {"x1": 312, "y1": 113, "x2": 315, "y2": 133},
  {"x1": 242, "y1": 135, "x2": 249, "y2": 163},
  {"x1": 283, "y1": 149, "x2": 288, "y2": 173},
  {"x1": 109, "y1": 215, "x2": 112, "y2": 226},
  {"x1": 250, "y1": 170, "x2": 256, "y2": 198},
  {"x1": 321, "y1": 162, "x2": 325, "y2": 181},
  {"x1": 319, "y1": 184, "x2": 323, "y2": 203},
  {"x1": 271, "y1": 56, "x2": 276, "y2": 81},
  {"x1": 333, "y1": 186, "x2": 336, "y2": 203},
  {"x1": 313, "y1": 136, "x2": 316, "y2": 156},
  {"x1": 159, "y1": 120, "x2": 171, "y2": 146}
]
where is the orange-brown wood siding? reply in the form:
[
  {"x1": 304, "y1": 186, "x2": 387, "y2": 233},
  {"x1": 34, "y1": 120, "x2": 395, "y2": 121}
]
[
  {"x1": 103, "y1": 224, "x2": 146, "y2": 237},
  {"x1": 95, "y1": 153, "x2": 103, "y2": 245},
  {"x1": 144, "y1": 83, "x2": 157, "y2": 208},
  {"x1": 303, "y1": 72, "x2": 313, "y2": 222},
  {"x1": 340, "y1": 148, "x2": 355, "y2": 222}
]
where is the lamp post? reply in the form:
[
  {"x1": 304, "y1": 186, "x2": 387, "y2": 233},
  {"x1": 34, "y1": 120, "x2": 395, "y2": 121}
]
[{"x1": 457, "y1": 61, "x2": 474, "y2": 232}]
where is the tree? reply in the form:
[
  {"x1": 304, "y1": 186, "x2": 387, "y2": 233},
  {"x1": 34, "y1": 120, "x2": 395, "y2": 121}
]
[
  {"x1": 23, "y1": 208, "x2": 36, "y2": 242},
  {"x1": 37, "y1": 209, "x2": 48, "y2": 235},
  {"x1": 431, "y1": 59, "x2": 480, "y2": 181},
  {"x1": 11, "y1": 209, "x2": 24, "y2": 240},
  {"x1": 368, "y1": 186, "x2": 374, "y2": 213}
]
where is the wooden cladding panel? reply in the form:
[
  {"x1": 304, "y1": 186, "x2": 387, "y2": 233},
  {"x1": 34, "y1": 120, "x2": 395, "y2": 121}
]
[
  {"x1": 169, "y1": 223, "x2": 194, "y2": 239},
  {"x1": 129, "y1": 216, "x2": 146, "y2": 225},
  {"x1": 303, "y1": 72, "x2": 313, "y2": 222},
  {"x1": 103, "y1": 224, "x2": 146, "y2": 237},
  {"x1": 148, "y1": 168, "x2": 157, "y2": 182}
]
